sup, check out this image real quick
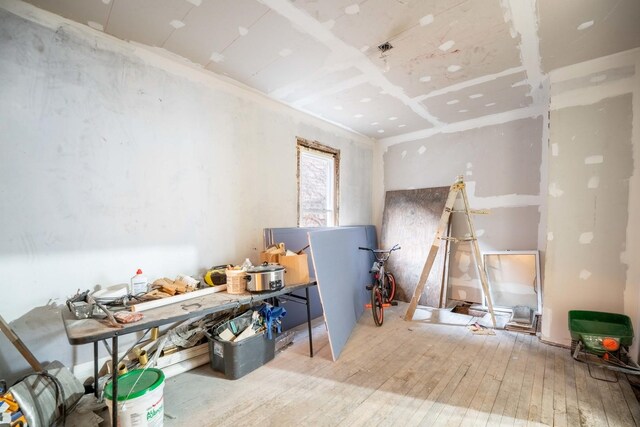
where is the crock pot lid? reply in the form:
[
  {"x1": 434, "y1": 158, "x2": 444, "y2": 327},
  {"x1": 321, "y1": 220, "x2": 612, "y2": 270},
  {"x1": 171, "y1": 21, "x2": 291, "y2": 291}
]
[{"x1": 247, "y1": 265, "x2": 284, "y2": 273}]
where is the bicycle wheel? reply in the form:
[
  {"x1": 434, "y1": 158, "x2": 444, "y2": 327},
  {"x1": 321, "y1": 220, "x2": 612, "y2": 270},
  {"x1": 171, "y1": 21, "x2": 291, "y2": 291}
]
[
  {"x1": 384, "y1": 272, "x2": 396, "y2": 302},
  {"x1": 371, "y1": 286, "x2": 384, "y2": 326}
]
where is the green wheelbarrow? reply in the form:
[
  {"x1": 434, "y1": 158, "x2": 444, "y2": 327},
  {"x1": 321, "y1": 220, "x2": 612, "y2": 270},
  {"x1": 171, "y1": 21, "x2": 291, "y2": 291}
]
[{"x1": 569, "y1": 310, "x2": 640, "y2": 380}]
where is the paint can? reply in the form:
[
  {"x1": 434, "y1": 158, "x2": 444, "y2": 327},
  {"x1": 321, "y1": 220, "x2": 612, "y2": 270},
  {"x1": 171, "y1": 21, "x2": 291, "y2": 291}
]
[{"x1": 105, "y1": 368, "x2": 165, "y2": 427}]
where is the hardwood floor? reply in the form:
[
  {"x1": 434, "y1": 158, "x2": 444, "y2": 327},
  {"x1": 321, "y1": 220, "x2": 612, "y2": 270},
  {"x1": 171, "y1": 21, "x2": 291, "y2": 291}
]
[{"x1": 163, "y1": 304, "x2": 640, "y2": 426}]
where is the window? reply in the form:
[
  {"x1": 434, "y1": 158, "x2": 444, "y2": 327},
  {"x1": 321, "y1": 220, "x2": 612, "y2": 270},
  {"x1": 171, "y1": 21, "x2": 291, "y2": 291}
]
[{"x1": 297, "y1": 138, "x2": 340, "y2": 227}]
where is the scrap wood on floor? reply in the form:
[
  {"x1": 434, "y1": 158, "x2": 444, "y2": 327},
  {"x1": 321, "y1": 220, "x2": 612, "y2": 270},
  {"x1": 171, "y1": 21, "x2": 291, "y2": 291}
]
[
  {"x1": 410, "y1": 305, "x2": 510, "y2": 330},
  {"x1": 468, "y1": 322, "x2": 495, "y2": 335}
]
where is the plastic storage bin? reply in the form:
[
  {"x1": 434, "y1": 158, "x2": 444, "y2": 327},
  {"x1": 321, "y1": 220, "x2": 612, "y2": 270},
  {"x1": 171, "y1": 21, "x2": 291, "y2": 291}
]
[{"x1": 208, "y1": 331, "x2": 275, "y2": 380}]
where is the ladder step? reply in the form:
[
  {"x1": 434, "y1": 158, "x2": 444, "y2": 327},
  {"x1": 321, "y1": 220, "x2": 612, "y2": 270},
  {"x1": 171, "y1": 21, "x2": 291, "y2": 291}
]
[
  {"x1": 439, "y1": 237, "x2": 476, "y2": 242},
  {"x1": 450, "y1": 209, "x2": 490, "y2": 214}
]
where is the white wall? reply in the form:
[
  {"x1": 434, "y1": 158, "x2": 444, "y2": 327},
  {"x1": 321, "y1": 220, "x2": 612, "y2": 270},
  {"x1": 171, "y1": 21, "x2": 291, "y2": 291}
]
[
  {"x1": 0, "y1": 3, "x2": 373, "y2": 379},
  {"x1": 542, "y1": 49, "x2": 640, "y2": 357}
]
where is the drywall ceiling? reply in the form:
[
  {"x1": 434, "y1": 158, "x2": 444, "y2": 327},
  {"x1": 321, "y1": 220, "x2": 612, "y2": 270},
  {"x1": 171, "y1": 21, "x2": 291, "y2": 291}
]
[{"x1": 21, "y1": 0, "x2": 640, "y2": 139}]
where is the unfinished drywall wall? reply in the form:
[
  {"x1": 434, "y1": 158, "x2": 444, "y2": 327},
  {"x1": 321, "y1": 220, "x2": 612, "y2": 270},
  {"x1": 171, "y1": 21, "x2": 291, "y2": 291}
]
[
  {"x1": 0, "y1": 7, "x2": 373, "y2": 381},
  {"x1": 543, "y1": 95, "x2": 633, "y2": 346},
  {"x1": 382, "y1": 117, "x2": 544, "y2": 304},
  {"x1": 541, "y1": 49, "x2": 640, "y2": 358}
]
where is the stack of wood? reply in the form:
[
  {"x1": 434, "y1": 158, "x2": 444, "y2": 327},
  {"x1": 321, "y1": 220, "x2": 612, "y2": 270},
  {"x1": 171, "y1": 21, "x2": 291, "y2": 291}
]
[{"x1": 145, "y1": 277, "x2": 197, "y2": 300}]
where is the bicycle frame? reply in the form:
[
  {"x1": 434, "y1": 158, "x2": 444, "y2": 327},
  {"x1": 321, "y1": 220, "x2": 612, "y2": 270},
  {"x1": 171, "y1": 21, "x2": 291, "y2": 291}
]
[{"x1": 359, "y1": 244, "x2": 400, "y2": 326}]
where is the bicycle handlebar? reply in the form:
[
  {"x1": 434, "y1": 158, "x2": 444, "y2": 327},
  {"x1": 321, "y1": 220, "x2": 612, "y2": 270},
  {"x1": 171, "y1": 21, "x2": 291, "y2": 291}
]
[{"x1": 358, "y1": 244, "x2": 401, "y2": 253}]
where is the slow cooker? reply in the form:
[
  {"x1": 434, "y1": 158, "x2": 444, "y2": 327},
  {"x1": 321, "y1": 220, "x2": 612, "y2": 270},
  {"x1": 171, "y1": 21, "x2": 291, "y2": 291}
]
[{"x1": 245, "y1": 264, "x2": 285, "y2": 292}]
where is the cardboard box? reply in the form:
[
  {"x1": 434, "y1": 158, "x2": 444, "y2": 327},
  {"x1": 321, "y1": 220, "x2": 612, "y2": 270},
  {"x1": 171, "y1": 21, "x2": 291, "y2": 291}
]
[
  {"x1": 259, "y1": 251, "x2": 280, "y2": 264},
  {"x1": 279, "y1": 254, "x2": 310, "y2": 285}
]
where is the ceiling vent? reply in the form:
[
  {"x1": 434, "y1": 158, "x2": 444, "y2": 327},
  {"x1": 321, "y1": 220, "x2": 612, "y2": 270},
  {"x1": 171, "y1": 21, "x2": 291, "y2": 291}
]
[{"x1": 377, "y1": 42, "x2": 393, "y2": 54}]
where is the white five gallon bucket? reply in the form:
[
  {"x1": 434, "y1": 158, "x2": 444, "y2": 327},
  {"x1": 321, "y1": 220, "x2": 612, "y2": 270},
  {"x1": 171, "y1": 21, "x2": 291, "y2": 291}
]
[{"x1": 105, "y1": 368, "x2": 165, "y2": 427}]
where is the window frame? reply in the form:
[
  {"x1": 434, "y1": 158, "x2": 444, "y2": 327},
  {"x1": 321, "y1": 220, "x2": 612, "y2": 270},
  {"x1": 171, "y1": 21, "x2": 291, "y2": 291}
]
[{"x1": 296, "y1": 137, "x2": 340, "y2": 227}]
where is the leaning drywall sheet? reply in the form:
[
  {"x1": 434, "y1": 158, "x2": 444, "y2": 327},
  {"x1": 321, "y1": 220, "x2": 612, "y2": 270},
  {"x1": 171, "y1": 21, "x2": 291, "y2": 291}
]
[
  {"x1": 264, "y1": 226, "x2": 376, "y2": 333},
  {"x1": 308, "y1": 227, "x2": 372, "y2": 361},
  {"x1": 381, "y1": 187, "x2": 450, "y2": 306},
  {"x1": 263, "y1": 227, "x2": 328, "y2": 330}
]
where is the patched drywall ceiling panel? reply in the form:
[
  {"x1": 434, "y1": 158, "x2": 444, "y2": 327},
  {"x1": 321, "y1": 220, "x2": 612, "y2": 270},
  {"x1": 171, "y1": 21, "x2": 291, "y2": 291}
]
[
  {"x1": 354, "y1": 1, "x2": 522, "y2": 98},
  {"x1": 206, "y1": 10, "x2": 332, "y2": 93},
  {"x1": 538, "y1": 0, "x2": 640, "y2": 72},
  {"x1": 422, "y1": 71, "x2": 532, "y2": 123},
  {"x1": 25, "y1": 0, "x2": 111, "y2": 31},
  {"x1": 163, "y1": 0, "x2": 270, "y2": 67},
  {"x1": 17, "y1": 0, "x2": 640, "y2": 139},
  {"x1": 107, "y1": 0, "x2": 194, "y2": 47},
  {"x1": 303, "y1": 82, "x2": 432, "y2": 137},
  {"x1": 278, "y1": 67, "x2": 362, "y2": 104}
]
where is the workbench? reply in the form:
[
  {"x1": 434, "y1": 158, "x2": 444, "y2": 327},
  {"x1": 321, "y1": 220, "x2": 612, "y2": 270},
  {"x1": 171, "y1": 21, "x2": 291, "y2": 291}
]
[{"x1": 61, "y1": 281, "x2": 317, "y2": 426}]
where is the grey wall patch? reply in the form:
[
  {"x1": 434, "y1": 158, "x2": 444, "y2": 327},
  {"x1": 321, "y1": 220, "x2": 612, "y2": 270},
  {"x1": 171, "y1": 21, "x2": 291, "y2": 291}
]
[
  {"x1": 585, "y1": 155, "x2": 604, "y2": 164},
  {"x1": 548, "y1": 182, "x2": 564, "y2": 197},
  {"x1": 579, "y1": 232, "x2": 594, "y2": 244}
]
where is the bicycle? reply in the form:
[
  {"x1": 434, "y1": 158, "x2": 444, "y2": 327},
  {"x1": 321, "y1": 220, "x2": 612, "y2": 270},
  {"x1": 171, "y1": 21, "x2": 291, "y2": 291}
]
[{"x1": 358, "y1": 244, "x2": 401, "y2": 326}]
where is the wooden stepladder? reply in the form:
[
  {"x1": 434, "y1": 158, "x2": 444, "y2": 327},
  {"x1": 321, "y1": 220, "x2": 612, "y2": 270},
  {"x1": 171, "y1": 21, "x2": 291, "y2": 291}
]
[{"x1": 404, "y1": 176, "x2": 497, "y2": 327}]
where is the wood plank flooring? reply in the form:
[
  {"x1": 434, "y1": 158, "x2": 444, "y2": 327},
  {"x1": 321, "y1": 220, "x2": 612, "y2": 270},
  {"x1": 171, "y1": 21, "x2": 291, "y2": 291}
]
[{"x1": 164, "y1": 304, "x2": 640, "y2": 426}]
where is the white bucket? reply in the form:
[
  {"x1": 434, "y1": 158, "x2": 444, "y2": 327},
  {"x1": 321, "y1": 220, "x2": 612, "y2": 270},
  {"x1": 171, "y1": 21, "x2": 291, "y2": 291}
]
[{"x1": 105, "y1": 368, "x2": 165, "y2": 427}]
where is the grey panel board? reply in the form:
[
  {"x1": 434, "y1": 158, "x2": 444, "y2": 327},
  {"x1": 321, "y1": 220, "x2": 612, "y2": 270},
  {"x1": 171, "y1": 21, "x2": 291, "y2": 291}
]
[
  {"x1": 309, "y1": 227, "x2": 372, "y2": 361},
  {"x1": 381, "y1": 188, "x2": 450, "y2": 307},
  {"x1": 264, "y1": 227, "x2": 328, "y2": 329},
  {"x1": 264, "y1": 226, "x2": 377, "y2": 331}
]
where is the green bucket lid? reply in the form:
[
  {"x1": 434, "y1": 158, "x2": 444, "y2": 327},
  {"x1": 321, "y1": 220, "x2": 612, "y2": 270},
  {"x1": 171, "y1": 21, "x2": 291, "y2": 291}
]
[{"x1": 104, "y1": 368, "x2": 165, "y2": 402}]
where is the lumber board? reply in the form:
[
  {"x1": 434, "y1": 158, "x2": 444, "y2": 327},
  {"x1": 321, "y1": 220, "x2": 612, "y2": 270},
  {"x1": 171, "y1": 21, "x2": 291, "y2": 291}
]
[
  {"x1": 129, "y1": 286, "x2": 224, "y2": 312},
  {"x1": 0, "y1": 315, "x2": 43, "y2": 371}
]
